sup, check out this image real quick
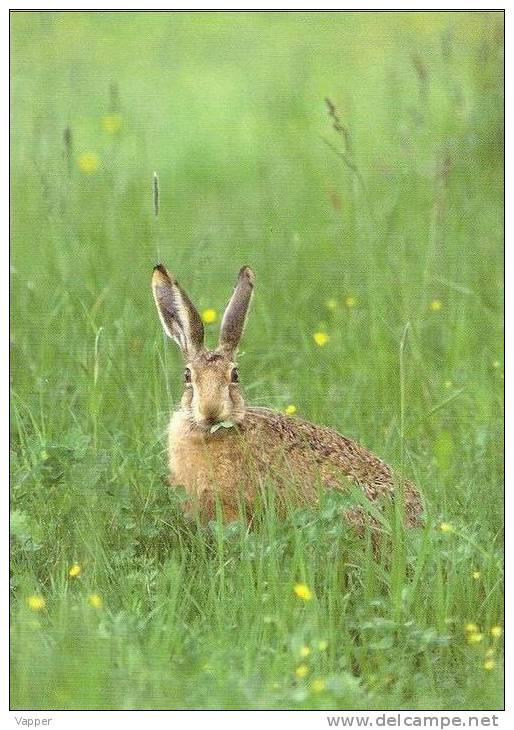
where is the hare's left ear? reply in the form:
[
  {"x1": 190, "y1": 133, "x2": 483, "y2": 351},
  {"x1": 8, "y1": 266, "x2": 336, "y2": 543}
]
[
  {"x1": 219, "y1": 266, "x2": 255, "y2": 355},
  {"x1": 152, "y1": 264, "x2": 204, "y2": 358}
]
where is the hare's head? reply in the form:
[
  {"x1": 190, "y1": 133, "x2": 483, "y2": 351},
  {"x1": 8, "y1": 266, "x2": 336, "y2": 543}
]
[{"x1": 152, "y1": 264, "x2": 254, "y2": 431}]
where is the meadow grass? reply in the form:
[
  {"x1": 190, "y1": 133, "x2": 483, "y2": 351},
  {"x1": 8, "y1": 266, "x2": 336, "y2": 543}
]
[{"x1": 10, "y1": 11, "x2": 504, "y2": 710}]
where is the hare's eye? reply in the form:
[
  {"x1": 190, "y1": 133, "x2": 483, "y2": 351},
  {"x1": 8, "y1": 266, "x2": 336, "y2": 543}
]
[
  {"x1": 184, "y1": 367, "x2": 192, "y2": 384},
  {"x1": 231, "y1": 367, "x2": 239, "y2": 383}
]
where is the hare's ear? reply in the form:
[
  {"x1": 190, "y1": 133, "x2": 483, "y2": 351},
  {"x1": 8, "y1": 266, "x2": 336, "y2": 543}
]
[
  {"x1": 152, "y1": 265, "x2": 204, "y2": 357},
  {"x1": 219, "y1": 266, "x2": 255, "y2": 355}
]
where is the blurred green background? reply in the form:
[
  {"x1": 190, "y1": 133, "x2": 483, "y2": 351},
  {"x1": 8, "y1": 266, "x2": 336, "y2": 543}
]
[{"x1": 10, "y1": 11, "x2": 503, "y2": 710}]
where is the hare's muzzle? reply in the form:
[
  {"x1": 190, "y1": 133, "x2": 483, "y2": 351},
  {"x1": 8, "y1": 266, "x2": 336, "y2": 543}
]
[{"x1": 197, "y1": 404, "x2": 224, "y2": 429}]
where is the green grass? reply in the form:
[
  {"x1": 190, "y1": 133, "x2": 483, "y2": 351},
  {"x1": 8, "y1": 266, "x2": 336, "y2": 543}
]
[{"x1": 10, "y1": 11, "x2": 504, "y2": 710}]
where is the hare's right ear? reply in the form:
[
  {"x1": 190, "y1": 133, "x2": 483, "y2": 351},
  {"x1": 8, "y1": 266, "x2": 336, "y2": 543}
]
[
  {"x1": 219, "y1": 266, "x2": 255, "y2": 355},
  {"x1": 152, "y1": 265, "x2": 204, "y2": 358}
]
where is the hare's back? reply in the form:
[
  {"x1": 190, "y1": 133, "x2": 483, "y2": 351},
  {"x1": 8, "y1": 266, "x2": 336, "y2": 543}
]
[
  {"x1": 243, "y1": 407, "x2": 390, "y2": 488},
  {"x1": 243, "y1": 407, "x2": 422, "y2": 524}
]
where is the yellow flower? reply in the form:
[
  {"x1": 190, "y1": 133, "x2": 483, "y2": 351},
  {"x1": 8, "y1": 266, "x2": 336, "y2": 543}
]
[
  {"x1": 467, "y1": 632, "x2": 483, "y2": 645},
  {"x1": 485, "y1": 648, "x2": 495, "y2": 658},
  {"x1": 311, "y1": 678, "x2": 326, "y2": 693},
  {"x1": 285, "y1": 404, "x2": 297, "y2": 415},
  {"x1": 345, "y1": 295, "x2": 357, "y2": 308},
  {"x1": 77, "y1": 152, "x2": 101, "y2": 174},
  {"x1": 26, "y1": 595, "x2": 45, "y2": 611},
  {"x1": 317, "y1": 640, "x2": 328, "y2": 651},
  {"x1": 69, "y1": 563, "x2": 81, "y2": 578},
  {"x1": 483, "y1": 659, "x2": 495, "y2": 671},
  {"x1": 472, "y1": 570, "x2": 481, "y2": 580},
  {"x1": 294, "y1": 583, "x2": 313, "y2": 601},
  {"x1": 299, "y1": 645, "x2": 311, "y2": 658},
  {"x1": 325, "y1": 298, "x2": 338, "y2": 311},
  {"x1": 429, "y1": 299, "x2": 443, "y2": 311},
  {"x1": 491, "y1": 625, "x2": 502, "y2": 639},
  {"x1": 313, "y1": 331, "x2": 329, "y2": 347},
  {"x1": 201, "y1": 308, "x2": 217, "y2": 325},
  {"x1": 465, "y1": 623, "x2": 479, "y2": 634},
  {"x1": 295, "y1": 664, "x2": 309, "y2": 679},
  {"x1": 102, "y1": 114, "x2": 122, "y2": 134},
  {"x1": 440, "y1": 522, "x2": 455, "y2": 533},
  {"x1": 88, "y1": 593, "x2": 103, "y2": 608}
]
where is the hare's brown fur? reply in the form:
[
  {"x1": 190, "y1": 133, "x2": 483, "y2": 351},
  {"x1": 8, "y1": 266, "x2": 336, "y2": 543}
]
[
  {"x1": 153, "y1": 264, "x2": 423, "y2": 528},
  {"x1": 168, "y1": 405, "x2": 422, "y2": 526}
]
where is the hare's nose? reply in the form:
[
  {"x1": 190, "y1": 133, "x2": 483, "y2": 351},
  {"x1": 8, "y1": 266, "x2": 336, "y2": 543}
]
[{"x1": 199, "y1": 404, "x2": 221, "y2": 424}]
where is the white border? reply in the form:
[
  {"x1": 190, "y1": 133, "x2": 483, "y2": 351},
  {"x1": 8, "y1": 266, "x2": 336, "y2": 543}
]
[
  {"x1": 4, "y1": 2, "x2": 508, "y2": 727},
  {"x1": 4, "y1": 2, "x2": 510, "y2": 11}
]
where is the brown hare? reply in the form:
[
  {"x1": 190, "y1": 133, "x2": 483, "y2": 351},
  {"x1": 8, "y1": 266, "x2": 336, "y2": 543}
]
[{"x1": 152, "y1": 264, "x2": 423, "y2": 528}]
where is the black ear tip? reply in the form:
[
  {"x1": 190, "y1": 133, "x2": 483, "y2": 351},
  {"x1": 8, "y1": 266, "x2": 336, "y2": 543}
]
[
  {"x1": 153, "y1": 263, "x2": 173, "y2": 279},
  {"x1": 152, "y1": 264, "x2": 174, "y2": 286},
  {"x1": 239, "y1": 266, "x2": 255, "y2": 285}
]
